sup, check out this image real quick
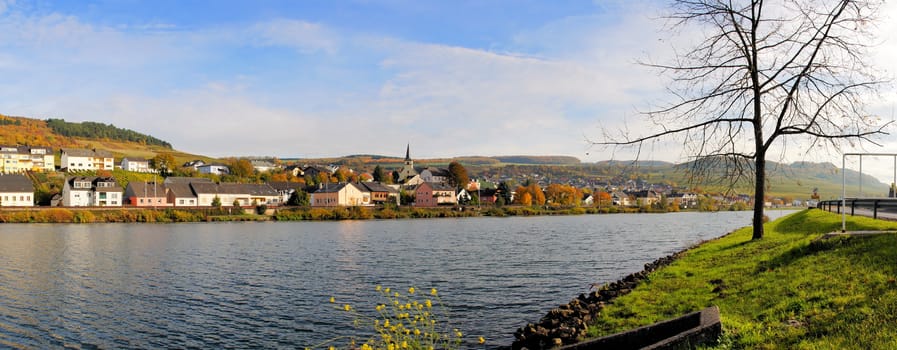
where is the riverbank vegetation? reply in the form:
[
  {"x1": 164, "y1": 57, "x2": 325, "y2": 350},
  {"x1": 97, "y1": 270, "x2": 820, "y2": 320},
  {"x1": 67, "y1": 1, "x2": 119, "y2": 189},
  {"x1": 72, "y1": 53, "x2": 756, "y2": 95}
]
[
  {"x1": 587, "y1": 209, "x2": 897, "y2": 349},
  {"x1": 0, "y1": 202, "x2": 743, "y2": 223}
]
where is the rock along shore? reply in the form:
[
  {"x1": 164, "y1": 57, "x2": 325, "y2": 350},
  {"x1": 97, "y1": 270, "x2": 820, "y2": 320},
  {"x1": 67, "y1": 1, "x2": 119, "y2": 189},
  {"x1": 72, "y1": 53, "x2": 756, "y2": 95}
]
[{"x1": 511, "y1": 246, "x2": 693, "y2": 350}]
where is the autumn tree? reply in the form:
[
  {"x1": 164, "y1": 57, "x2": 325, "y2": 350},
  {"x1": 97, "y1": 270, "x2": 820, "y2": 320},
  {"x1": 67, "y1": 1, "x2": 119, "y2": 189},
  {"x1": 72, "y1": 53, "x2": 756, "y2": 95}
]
[
  {"x1": 597, "y1": 0, "x2": 890, "y2": 239},
  {"x1": 448, "y1": 161, "x2": 469, "y2": 189},
  {"x1": 334, "y1": 166, "x2": 352, "y2": 183},
  {"x1": 152, "y1": 153, "x2": 176, "y2": 175},
  {"x1": 596, "y1": 191, "x2": 612, "y2": 207},
  {"x1": 515, "y1": 191, "x2": 533, "y2": 206},
  {"x1": 227, "y1": 158, "x2": 255, "y2": 178},
  {"x1": 546, "y1": 184, "x2": 581, "y2": 206},
  {"x1": 515, "y1": 184, "x2": 546, "y2": 206}
]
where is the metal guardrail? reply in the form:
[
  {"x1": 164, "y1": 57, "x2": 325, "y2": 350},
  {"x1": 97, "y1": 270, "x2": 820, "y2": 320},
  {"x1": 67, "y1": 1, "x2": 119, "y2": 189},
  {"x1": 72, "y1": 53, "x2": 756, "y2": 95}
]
[{"x1": 817, "y1": 198, "x2": 897, "y2": 220}]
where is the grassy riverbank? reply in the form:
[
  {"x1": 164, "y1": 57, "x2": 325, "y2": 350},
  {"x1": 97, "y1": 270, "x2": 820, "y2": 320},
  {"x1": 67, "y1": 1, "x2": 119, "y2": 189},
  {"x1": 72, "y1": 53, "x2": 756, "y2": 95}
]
[{"x1": 587, "y1": 209, "x2": 897, "y2": 349}]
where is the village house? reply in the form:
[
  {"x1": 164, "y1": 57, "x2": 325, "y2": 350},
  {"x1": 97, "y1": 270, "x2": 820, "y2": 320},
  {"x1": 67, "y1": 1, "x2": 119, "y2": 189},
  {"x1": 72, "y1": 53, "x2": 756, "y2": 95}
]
[
  {"x1": 197, "y1": 164, "x2": 230, "y2": 175},
  {"x1": 183, "y1": 160, "x2": 206, "y2": 170},
  {"x1": 359, "y1": 181, "x2": 400, "y2": 206},
  {"x1": 62, "y1": 176, "x2": 123, "y2": 206},
  {"x1": 302, "y1": 165, "x2": 335, "y2": 180},
  {"x1": 419, "y1": 167, "x2": 451, "y2": 184},
  {"x1": 124, "y1": 181, "x2": 169, "y2": 206},
  {"x1": 284, "y1": 164, "x2": 304, "y2": 177},
  {"x1": 121, "y1": 157, "x2": 153, "y2": 173},
  {"x1": 160, "y1": 177, "x2": 280, "y2": 207},
  {"x1": 251, "y1": 160, "x2": 278, "y2": 173},
  {"x1": 0, "y1": 174, "x2": 35, "y2": 206},
  {"x1": 164, "y1": 177, "x2": 201, "y2": 207},
  {"x1": 611, "y1": 191, "x2": 631, "y2": 206},
  {"x1": 61, "y1": 148, "x2": 115, "y2": 172},
  {"x1": 0, "y1": 145, "x2": 55, "y2": 173},
  {"x1": 310, "y1": 183, "x2": 370, "y2": 207},
  {"x1": 667, "y1": 192, "x2": 699, "y2": 209},
  {"x1": 414, "y1": 182, "x2": 457, "y2": 207},
  {"x1": 267, "y1": 181, "x2": 301, "y2": 204},
  {"x1": 187, "y1": 181, "x2": 281, "y2": 207}
]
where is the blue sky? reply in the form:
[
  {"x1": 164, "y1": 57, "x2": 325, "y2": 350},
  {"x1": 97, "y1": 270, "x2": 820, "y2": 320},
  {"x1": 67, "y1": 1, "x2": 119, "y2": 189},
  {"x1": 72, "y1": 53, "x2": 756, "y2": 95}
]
[{"x1": 2, "y1": 0, "x2": 897, "y2": 177}]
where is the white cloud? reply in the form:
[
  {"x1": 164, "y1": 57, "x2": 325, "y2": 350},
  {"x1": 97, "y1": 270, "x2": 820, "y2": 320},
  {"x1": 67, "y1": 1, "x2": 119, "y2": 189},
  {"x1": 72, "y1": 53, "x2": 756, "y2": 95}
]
[{"x1": 249, "y1": 19, "x2": 338, "y2": 54}]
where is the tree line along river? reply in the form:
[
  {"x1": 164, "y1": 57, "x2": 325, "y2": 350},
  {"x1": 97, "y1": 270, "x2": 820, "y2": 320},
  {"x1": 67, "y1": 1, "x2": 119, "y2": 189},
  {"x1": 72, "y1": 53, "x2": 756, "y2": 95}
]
[{"x1": 0, "y1": 210, "x2": 796, "y2": 348}]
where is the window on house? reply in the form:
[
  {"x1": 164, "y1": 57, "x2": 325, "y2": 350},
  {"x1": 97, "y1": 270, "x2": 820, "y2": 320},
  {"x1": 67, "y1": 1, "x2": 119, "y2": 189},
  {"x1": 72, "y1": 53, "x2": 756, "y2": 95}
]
[{"x1": 179, "y1": 199, "x2": 184, "y2": 205}]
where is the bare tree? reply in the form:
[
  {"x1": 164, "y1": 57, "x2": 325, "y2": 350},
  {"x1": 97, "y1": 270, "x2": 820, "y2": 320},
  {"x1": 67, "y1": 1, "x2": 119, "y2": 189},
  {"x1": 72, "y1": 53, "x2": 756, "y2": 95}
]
[{"x1": 598, "y1": 0, "x2": 891, "y2": 239}]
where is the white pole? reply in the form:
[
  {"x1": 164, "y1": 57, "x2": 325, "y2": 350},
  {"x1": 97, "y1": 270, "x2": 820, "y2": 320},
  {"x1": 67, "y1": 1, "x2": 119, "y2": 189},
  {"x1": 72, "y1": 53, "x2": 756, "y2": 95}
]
[
  {"x1": 859, "y1": 156, "x2": 863, "y2": 197},
  {"x1": 842, "y1": 154, "x2": 846, "y2": 233}
]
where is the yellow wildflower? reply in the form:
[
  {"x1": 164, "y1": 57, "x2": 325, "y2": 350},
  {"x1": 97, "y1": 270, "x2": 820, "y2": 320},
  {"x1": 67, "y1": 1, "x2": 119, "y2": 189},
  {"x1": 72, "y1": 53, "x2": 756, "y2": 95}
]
[
  {"x1": 362, "y1": 344, "x2": 372, "y2": 350},
  {"x1": 425, "y1": 299, "x2": 432, "y2": 308},
  {"x1": 385, "y1": 287, "x2": 391, "y2": 293},
  {"x1": 343, "y1": 304, "x2": 351, "y2": 312},
  {"x1": 430, "y1": 288, "x2": 437, "y2": 296},
  {"x1": 384, "y1": 319, "x2": 390, "y2": 328},
  {"x1": 408, "y1": 287, "x2": 415, "y2": 294},
  {"x1": 376, "y1": 285, "x2": 382, "y2": 291},
  {"x1": 456, "y1": 330, "x2": 463, "y2": 338},
  {"x1": 479, "y1": 336, "x2": 486, "y2": 344},
  {"x1": 329, "y1": 296, "x2": 335, "y2": 303},
  {"x1": 401, "y1": 341, "x2": 408, "y2": 349},
  {"x1": 414, "y1": 329, "x2": 421, "y2": 336},
  {"x1": 394, "y1": 292, "x2": 400, "y2": 298},
  {"x1": 387, "y1": 343, "x2": 395, "y2": 350},
  {"x1": 329, "y1": 346, "x2": 336, "y2": 350}
]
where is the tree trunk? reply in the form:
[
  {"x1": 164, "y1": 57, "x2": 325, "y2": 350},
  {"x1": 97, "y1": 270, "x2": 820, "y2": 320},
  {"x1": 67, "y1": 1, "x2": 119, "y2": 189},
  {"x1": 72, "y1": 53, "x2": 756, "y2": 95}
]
[{"x1": 752, "y1": 151, "x2": 765, "y2": 240}]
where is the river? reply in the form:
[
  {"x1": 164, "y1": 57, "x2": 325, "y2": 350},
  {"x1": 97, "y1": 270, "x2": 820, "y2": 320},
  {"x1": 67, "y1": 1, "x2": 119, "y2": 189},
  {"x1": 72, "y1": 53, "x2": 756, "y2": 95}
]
[{"x1": 0, "y1": 210, "x2": 795, "y2": 348}]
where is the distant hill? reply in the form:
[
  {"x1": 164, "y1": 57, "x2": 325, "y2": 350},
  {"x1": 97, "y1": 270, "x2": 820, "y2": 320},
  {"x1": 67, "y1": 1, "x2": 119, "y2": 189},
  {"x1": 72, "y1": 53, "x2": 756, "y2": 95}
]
[
  {"x1": 595, "y1": 160, "x2": 677, "y2": 167},
  {"x1": 493, "y1": 155, "x2": 580, "y2": 165}
]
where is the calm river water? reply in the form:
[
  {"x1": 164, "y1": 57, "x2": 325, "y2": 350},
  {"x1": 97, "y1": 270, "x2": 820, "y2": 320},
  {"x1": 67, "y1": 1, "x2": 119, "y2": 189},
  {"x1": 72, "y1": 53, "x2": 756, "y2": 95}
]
[{"x1": 0, "y1": 211, "x2": 795, "y2": 348}]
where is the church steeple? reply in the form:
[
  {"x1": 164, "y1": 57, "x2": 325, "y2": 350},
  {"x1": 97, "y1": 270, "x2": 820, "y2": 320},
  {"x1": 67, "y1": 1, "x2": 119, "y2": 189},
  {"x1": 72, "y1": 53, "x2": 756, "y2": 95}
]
[{"x1": 398, "y1": 143, "x2": 417, "y2": 183}]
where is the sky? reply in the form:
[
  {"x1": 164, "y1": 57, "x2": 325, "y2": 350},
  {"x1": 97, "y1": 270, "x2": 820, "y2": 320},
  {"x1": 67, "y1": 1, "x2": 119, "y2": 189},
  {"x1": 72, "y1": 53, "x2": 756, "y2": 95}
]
[{"x1": 2, "y1": 0, "x2": 897, "y2": 181}]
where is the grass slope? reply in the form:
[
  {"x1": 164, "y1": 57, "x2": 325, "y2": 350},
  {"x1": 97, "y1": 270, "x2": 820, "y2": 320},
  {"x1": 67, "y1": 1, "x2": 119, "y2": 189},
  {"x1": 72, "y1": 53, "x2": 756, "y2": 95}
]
[{"x1": 588, "y1": 209, "x2": 897, "y2": 349}]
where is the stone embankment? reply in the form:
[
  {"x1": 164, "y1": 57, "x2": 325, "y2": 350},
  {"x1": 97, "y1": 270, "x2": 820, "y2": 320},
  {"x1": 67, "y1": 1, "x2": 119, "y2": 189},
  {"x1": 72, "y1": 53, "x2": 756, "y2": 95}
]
[{"x1": 511, "y1": 250, "x2": 687, "y2": 350}]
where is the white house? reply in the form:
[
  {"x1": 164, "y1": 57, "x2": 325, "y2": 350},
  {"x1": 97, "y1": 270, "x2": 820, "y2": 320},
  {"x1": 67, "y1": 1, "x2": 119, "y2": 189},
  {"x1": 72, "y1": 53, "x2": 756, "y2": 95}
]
[
  {"x1": 121, "y1": 157, "x2": 153, "y2": 173},
  {"x1": 61, "y1": 148, "x2": 114, "y2": 172},
  {"x1": 62, "y1": 176, "x2": 123, "y2": 206},
  {"x1": 197, "y1": 164, "x2": 230, "y2": 175},
  {"x1": 251, "y1": 160, "x2": 278, "y2": 173},
  {"x1": 0, "y1": 174, "x2": 34, "y2": 206},
  {"x1": 419, "y1": 167, "x2": 450, "y2": 184}
]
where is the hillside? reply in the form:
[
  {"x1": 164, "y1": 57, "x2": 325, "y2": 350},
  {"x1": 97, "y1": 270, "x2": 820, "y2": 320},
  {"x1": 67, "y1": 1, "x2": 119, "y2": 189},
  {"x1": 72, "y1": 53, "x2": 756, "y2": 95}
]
[{"x1": 0, "y1": 114, "x2": 214, "y2": 165}]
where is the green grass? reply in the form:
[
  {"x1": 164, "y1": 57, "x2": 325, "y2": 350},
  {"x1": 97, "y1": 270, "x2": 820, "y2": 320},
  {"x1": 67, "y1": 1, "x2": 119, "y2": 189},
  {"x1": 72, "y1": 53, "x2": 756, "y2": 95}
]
[{"x1": 587, "y1": 209, "x2": 897, "y2": 349}]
